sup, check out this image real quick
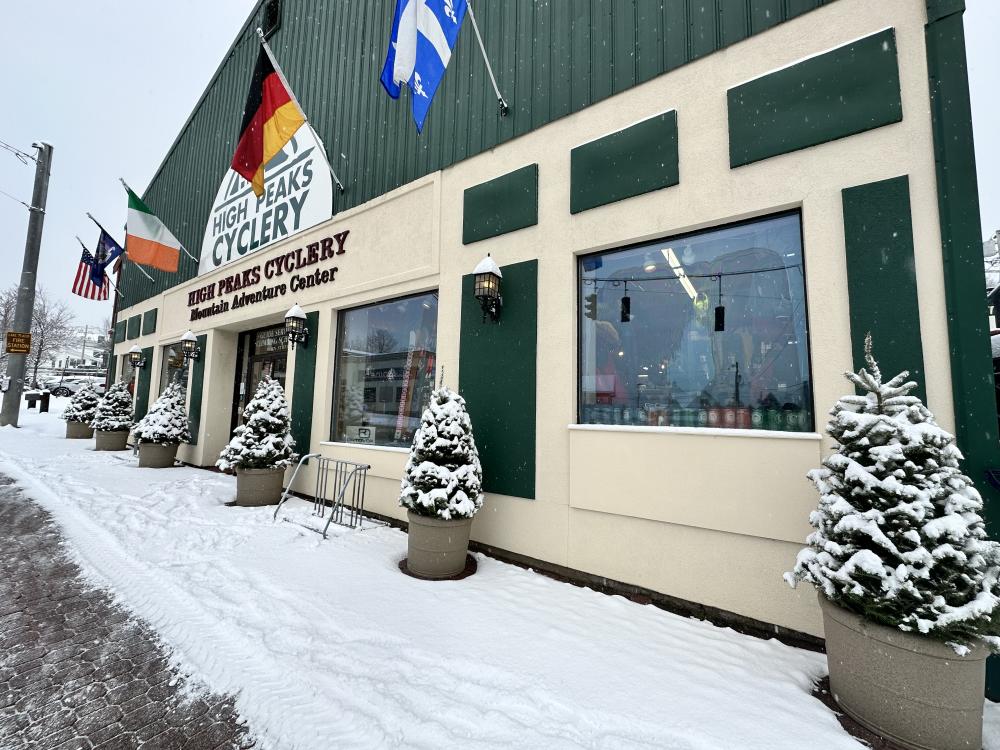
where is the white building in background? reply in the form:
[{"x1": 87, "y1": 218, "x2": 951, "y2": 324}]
[{"x1": 44, "y1": 325, "x2": 109, "y2": 371}]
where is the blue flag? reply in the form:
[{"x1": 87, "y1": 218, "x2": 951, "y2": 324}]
[
  {"x1": 91, "y1": 230, "x2": 124, "y2": 287},
  {"x1": 380, "y1": 0, "x2": 468, "y2": 133}
]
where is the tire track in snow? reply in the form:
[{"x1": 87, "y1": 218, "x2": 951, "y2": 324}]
[{"x1": 0, "y1": 450, "x2": 709, "y2": 750}]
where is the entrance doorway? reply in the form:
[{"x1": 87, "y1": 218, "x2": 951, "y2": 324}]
[{"x1": 232, "y1": 324, "x2": 289, "y2": 432}]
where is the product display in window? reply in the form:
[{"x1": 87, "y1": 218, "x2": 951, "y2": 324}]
[
  {"x1": 579, "y1": 213, "x2": 812, "y2": 432},
  {"x1": 332, "y1": 292, "x2": 438, "y2": 448}
]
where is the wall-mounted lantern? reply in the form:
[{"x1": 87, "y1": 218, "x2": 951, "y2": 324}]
[
  {"x1": 181, "y1": 330, "x2": 201, "y2": 363},
  {"x1": 285, "y1": 304, "x2": 308, "y2": 349},
  {"x1": 127, "y1": 345, "x2": 146, "y2": 369},
  {"x1": 473, "y1": 254, "x2": 503, "y2": 324}
]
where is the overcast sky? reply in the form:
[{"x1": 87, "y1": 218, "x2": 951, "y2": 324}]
[{"x1": 1, "y1": 1, "x2": 998, "y2": 330}]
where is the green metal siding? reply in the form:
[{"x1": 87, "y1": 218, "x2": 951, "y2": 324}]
[
  {"x1": 841, "y1": 176, "x2": 926, "y2": 403},
  {"x1": 290, "y1": 311, "x2": 319, "y2": 456},
  {"x1": 463, "y1": 165, "x2": 538, "y2": 244},
  {"x1": 459, "y1": 260, "x2": 537, "y2": 500},
  {"x1": 570, "y1": 110, "x2": 678, "y2": 214},
  {"x1": 727, "y1": 28, "x2": 902, "y2": 168},
  {"x1": 118, "y1": 0, "x2": 831, "y2": 306}
]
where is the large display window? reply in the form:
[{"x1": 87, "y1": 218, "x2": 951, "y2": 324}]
[
  {"x1": 578, "y1": 212, "x2": 813, "y2": 432},
  {"x1": 331, "y1": 292, "x2": 438, "y2": 448},
  {"x1": 158, "y1": 343, "x2": 189, "y2": 394}
]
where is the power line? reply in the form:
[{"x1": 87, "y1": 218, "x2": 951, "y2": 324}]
[
  {"x1": 0, "y1": 139, "x2": 36, "y2": 165},
  {"x1": 0, "y1": 186, "x2": 34, "y2": 211}
]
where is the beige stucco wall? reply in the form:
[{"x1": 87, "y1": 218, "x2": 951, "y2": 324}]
[{"x1": 115, "y1": 0, "x2": 943, "y2": 637}]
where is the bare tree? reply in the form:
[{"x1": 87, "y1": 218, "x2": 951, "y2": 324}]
[
  {"x1": 0, "y1": 285, "x2": 16, "y2": 371},
  {"x1": 366, "y1": 328, "x2": 400, "y2": 354},
  {"x1": 27, "y1": 289, "x2": 77, "y2": 386}
]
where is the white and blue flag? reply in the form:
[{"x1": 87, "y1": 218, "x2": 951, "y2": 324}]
[{"x1": 380, "y1": 0, "x2": 468, "y2": 133}]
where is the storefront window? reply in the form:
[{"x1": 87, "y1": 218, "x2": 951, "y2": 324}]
[
  {"x1": 578, "y1": 212, "x2": 813, "y2": 432},
  {"x1": 332, "y1": 292, "x2": 438, "y2": 448},
  {"x1": 159, "y1": 343, "x2": 189, "y2": 394},
  {"x1": 120, "y1": 355, "x2": 137, "y2": 396}
]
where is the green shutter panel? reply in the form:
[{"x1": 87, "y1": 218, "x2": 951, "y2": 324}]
[
  {"x1": 142, "y1": 309, "x2": 158, "y2": 336},
  {"x1": 459, "y1": 260, "x2": 537, "y2": 499},
  {"x1": 842, "y1": 176, "x2": 926, "y2": 403},
  {"x1": 133, "y1": 346, "x2": 154, "y2": 422},
  {"x1": 727, "y1": 28, "x2": 902, "y2": 168},
  {"x1": 290, "y1": 311, "x2": 319, "y2": 456},
  {"x1": 187, "y1": 334, "x2": 208, "y2": 446}
]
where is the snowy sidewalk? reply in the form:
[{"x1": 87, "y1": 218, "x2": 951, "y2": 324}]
[
  {"x1": 1, "y1": 405, "x2": 996, "y2": 749},
  {"x1": 0, "y1": 476, "x2": 252, "y2": 749}
]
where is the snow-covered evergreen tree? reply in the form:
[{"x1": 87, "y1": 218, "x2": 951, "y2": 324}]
[
  {"x1": 91, "y1": 382, "x2": 134, "y2": 432},
  {"x1": 217, "y1": 377, "x2": 296, "y2": 472},
  {"x1": 786, "y1": 335, "x2": 1000, "y2": 652},
  {"x1": 399, "y1": 386, "x2": 483, "y2": 520},
  {"x1": 133, "y1": 380, "x2": 191, "y2": 445},
  {"x1": 61, "y1": 383, "x2": 100, "y2": 424}
]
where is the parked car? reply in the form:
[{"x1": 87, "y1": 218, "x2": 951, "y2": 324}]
[{"x1": 44, "y1": 376, "x2": 106, "y2": 398}]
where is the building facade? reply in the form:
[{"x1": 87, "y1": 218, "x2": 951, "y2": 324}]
[{"x1": 111, "y1": 0, "x2": 996, "y2": 640}]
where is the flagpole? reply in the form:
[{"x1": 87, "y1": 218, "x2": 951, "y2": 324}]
[
  {"x1": 77, "y1": 236, "x2": 126, "y2": 301},
  {"x1": 86, "y1": 212, "x2": 154, "y2": 282},
  {"x1": 256, "y1": 27, "x2": 346, "y2": 193},
  {"x1": 466, "y1": 1, "x2": 509, "y2": 117},
  {"x1": 119, "y1": 178, "x2": 199, "y2": 263}
]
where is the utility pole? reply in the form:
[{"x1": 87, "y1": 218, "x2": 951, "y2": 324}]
[
  {"x1": 1, "y1": 142, "x2": 53, "y2": 427},
  {"x1": 80, "y1": 324, "x2": 88, "y2": 366}
]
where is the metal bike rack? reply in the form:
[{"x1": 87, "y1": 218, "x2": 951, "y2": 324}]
[{"x1": 273, "y1": 453, "x2": 374, "y2": 538}]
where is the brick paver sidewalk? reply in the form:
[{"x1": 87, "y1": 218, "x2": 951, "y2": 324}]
[{"x1": 0, "y1": 476, "x2": 254, "y2": 749}]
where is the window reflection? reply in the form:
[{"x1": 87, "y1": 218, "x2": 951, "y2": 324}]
[
  {"x1": 159, "y1": 343, "x2": 189, "y2": 394},
  {"x1": 332, "y1": 292, "x2": 438, "y2": 447},
  {"x1": 579, "y1": 213, "x2": 812, "y2": 432}
]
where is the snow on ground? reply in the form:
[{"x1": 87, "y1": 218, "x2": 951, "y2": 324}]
[{"x1": 1, "y1": 405, "x2": 996, "y2": 750}]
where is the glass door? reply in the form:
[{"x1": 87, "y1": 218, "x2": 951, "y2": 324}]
[{"x1": 231, "y1": 324, "x2": 288, "y2": 430}]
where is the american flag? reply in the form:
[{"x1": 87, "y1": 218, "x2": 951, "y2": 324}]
[{"x1": 71, "y1": 249, "x2": 110, "y2": 300}]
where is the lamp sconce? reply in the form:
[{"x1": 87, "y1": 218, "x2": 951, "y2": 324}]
[
  {"x1": 473, "y1": 254, "x2": 503, "y2": 324},
  {"x1": 127, "y1": 345, "x2": 146, "y2": 369},
  {"x1": 181, "y1": 330, "x2": 201, "y2": 363},
  {"x1": 285, "y1": 304, "x2": 308, "y2": 349}
]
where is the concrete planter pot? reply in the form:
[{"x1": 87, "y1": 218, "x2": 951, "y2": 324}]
[
  {"x1": 95, "y1": 430, "x2": 129, "y2": 451},
  {"x1": 406, "y1": 511, "x2": 474, "y2": 579},
  {"x1": 137, "y1": 442, "x2": 179, "y2": 469},
  {"x1": 818, "y1": 593, "x2": 987, "y2": 750},
  {"x1": 65, "y1": 421, "x2": 94, "y2": 440},
  {"x1": 234, "y1": 467, "x2": 286, "y2": 507}
]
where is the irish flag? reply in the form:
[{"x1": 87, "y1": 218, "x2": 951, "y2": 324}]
[{"x1": 125, "y1": 187, "x2": 182, "y2": 273}]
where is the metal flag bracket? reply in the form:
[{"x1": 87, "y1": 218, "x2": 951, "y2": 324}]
[{"x1": 466, "y1": 1, "x2": 509, "y2": 117}]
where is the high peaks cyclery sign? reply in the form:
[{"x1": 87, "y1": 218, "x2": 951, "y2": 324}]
[{"x1": 199, "y1": 128, "x2": 333, "y2": 275}]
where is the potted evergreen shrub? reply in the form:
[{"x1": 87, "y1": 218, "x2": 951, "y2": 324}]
[
  {"x1": 61, "y1": 383, "x2": 99, "y2": 439},
  {"x1": 132, "y1": 380, "x2": 190, "y2": 468},
  {"x1": 785, "y1": 336, "x2": 1000, "y2": 750},
  {"x1": 217, "y1": 377, "x2": 296, "y2": 506},
  {"x1": 92, "y1": 381, "x2": 134, "y2": 450},
  {"x1": 399, "y1": 385, "x2": 483, "y2": 578}
]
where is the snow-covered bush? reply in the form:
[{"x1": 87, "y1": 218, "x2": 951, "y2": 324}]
[
  {"x1": 399, "y1": 386, "x2": 483, "y2": 520},
  {"x1": 132, "y1": 380, "x2": 191, "y2": 445},
  {"x1": 785, "y1": 335, "x2": 1000, "y2": 652},
  {"x1": 217, "y1": 377, "x2": 296, "y2": 472},
  {"x1": 61, "y1": 384, "x2": 100, "y2": 424},
  {"x1": 91, "y1": 382, "x2": 134, "y2": 432}
]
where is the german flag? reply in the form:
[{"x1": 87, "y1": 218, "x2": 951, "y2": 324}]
[{"x1": 231, "y1": 45, "x2": 305, "y2": 198}]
